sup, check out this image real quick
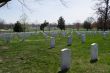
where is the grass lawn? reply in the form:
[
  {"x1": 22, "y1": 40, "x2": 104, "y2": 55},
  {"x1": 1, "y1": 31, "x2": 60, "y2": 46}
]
[{"x1": 0, "y1": 31, "x2": 110, "y2": 73}]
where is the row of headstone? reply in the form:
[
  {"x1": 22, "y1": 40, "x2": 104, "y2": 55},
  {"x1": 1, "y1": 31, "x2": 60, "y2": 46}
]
[
  {"x1": 59, "y1": 43, "x2": 98, "y2": 72},
  {"x1": 49, "y1": 32, "x2": 57, "y2": 37},
  {"x1": 17, "y1": 32, "x2": 33, "y2": 42},
  {"x1": 67, "y1": 35, "x2": 72, "y2": 46},
  {"x1": 50, "y1": 31, "x2": 89, "y2": 49},
  {"x1": 76, "y1": 31, "x2": 110, "y2": 37},
  {"x1": 50, "y1": 37, "x2": 55, "y2": 48},
  {"x1": 102, "y1": 31, "x2": 109, "y2": 39},
  {"x1": 1, "y1": 31, "x2": 106, "y2": 44},
  {"x1": 62, "y1": 31, "x2": 66, "y2": 37},
  {"x1": 81, "y1": 33, "x2": 86, "y2": 43},
  {"x1": 79, "y1": 31, "x2": 110, "y2": 43},
  {"x1": 0, "y1": 33, "x2": 14, "y2": 43},
  {"x1": 43, "y1": 31, "x2": 74, "y2": 38},
  {"x1": 0, "y1": 32, "x2": 35, "y2": 43},
  {"x1": 76, "y1": 32, "x2": 86, "y2": 43},
  {"x1": 76, "y1": 31, "x2": 81, "y2": 38},
  {"x1": 50, "y1": 34, "x2": 73, "y2": 48}
]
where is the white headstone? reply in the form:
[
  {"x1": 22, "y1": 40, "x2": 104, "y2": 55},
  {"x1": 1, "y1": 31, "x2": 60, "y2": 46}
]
[
  {"x1": 81, "y1": 33, "x2": 86, "y2": 43},
  {"x1": 17, "y1": 32, "x2": 31, "y2": 41},
  {"x1": 76, "y1": 32, "x2": 81, "y2": 38},
  {"x1": 2, "y1": 33, "x2": 13, "y2": 43},
  {"x1": 17, "y1": 32, "x2": 26, "y2": 40},
  {"x1": 44, "y1": 32, "x2": 49, "y2": 36},
  {"x1": 43, "y1": 32, "x2": 48, "y2": 37},
  {"x1": 51, "y1": 32, "x2": 56, "y2": 37},
  {"x1": 103, "y1": 32, "x2": 107, "y2": 38},
  {"x1": 50, "y1": 37, "x2": 55, "y2": 48},
  {"x1": 67, "y1": 35, "x2": 72, "y2": 46},
  {"x1": 90, "y1": 43, "x2": 98, "y2": 63},
  {"x1": 61, "y1": 48, "x2": 71, "y2": 71},
  {"x1": 62, "y1": 32, "x2": 66, "y2": 37},
  {"x1": 94, "y1": 31, "x2": 97, "y2": 36}
]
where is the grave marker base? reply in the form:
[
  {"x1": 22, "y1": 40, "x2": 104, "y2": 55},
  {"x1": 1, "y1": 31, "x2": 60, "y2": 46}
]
[
  {"x1": 58, "y1": 68, "x2": 69, "y2": 73},
  {"x1": 50, "y1": 46, "x2": 55, "y2": 48},
  {"x1": 67, "y1": 44, "x2": 71, "y2": 46},
  {"x1": 90, "y1": 59, "x2": 98, "y2": 63}
]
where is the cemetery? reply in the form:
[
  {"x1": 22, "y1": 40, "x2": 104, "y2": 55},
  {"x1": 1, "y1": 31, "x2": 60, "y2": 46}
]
[
  {"x1": 1, "y1": 0, "x2": 110, "y2": 73},
  {"x1": 0, "y1": 31, "x2": 110, "y2": 73}
]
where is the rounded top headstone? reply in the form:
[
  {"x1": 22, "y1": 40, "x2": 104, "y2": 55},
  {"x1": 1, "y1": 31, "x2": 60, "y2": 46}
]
[
  {"x1": 91, "y1": 43, "x2": 97, "y2": 46},
  {"x1": 61, "y1": 48, "x2": 69, "y2": 52}
]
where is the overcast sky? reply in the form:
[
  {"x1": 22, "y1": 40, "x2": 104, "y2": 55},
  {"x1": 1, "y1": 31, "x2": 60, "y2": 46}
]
[{"x1": 0, "y1": 0, "x2": 96, "y2": 24}]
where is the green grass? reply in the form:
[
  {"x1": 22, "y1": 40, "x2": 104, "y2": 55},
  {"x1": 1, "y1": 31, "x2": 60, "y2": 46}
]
[{"x1": 0, "y1": 31, "x2": 110, "y2": 73}]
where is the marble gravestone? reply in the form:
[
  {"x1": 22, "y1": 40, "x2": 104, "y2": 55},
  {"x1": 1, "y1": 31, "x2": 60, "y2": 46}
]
[
  {"x1": 90, "y1": 43, "x2": 98, "y2": 63},
  {"x1": 2, "y1": 33, "x2": 13, "y2": 43},
  {"x1": 81, "y1": 33, "x2": 86, "y2": 43},
  {"x1": 43, "y1": 32, "x2": 48, "y2": 38},
  {"x1": 60, "y1": 48, "x2": 71, "y2": 72},
  {"x1": 44, "y1": 32, "x2": 49, "y2": 36},
  {"x1": 102, "y1": 32, "x2": 107, "y2": 38},
  {"x1": 17, "y1": 32, "x2": 31, "y2": 42},
  {"x1": 76, "y1": 32, "x2": 81, "y2": 38},
  {"x1": 50, "y1": 37, "x2": 55, "y2": 48},
  {"x1": 17, "y1": 32, "x2": 26, "y2": 41},
  {"x1": 94, "y1": 31, "x2": 97, "y2": 36},
  {"x1": 62, "y1": 32, "x2": 66, "y2": 37},
  {"x1": 67, "y1": 35, "x2": 72, "y2": 46},
  {"x1": 51, "y1": 32, "x2": 56, "y2": 37}
]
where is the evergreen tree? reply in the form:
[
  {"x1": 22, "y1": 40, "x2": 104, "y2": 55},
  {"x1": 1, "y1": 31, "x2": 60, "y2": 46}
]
[
  {"x1": 83, "y1": 21, "x2": 91, "y2": 31},
  {"x1": 13, "y1": 21, "x2": 24, "y2": 32},
  {"x1": 40, "y1": 20, "x2": 49, "y2": 32},
  {"x1": 57, "y1": 16, "x2": 65, "y2": 30}
]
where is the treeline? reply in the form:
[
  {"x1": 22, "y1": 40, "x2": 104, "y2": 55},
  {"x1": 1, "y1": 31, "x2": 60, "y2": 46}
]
[{"x1": 1, "y1": 16, "x2": 110, "y2": 32}]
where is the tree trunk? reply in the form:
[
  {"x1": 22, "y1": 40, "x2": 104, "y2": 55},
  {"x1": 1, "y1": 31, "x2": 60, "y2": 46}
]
[{"x1": 104, "y1": 0, "x2": 109, "y2": 31}]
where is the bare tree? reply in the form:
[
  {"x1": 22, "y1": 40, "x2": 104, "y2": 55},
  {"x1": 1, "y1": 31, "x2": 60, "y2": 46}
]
[
  {"x1": 19, "y1": 13, "x2": 28, "y2": 31},
  {"x1": 0, "y1": 0, "x2": 66, "y2": 8},
  {"x1": 95, "y1": 0, "x2": 110, "y2": 31},
  {"x1": 0, "y1": 18, "x2": 5, "y2": 29},
  {"x1": 74, "y1": 23, "x2": 81, "y2": 31}
]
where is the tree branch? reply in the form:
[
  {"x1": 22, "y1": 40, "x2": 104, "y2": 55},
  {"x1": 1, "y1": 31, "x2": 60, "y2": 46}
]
[
  {"x1": 60, "y1": 0, "x2": 68, "y2": 7},
  {"x1": 0, "y1": 0, "x2": 11, "y2": 7}
]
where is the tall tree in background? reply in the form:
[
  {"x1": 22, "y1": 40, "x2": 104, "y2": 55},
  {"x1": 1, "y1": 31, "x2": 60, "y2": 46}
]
[
  {"x1": 83, "y1": 21, "x2": 91, "y2": 31},
  {"x1": 57, "y1": 16, "x2": 65, "y2": 30},
  {"x1": 83, "y1": 17, "x2": 94, "y2": 31},
  {"x1": 97, "y1": 16, "x2": 104, "y2": 30},
  {"x1": 40, "y1": 20, "x2": 49, "y2": 32},
  {"x1": 96, "y1": 0, "x2": 110, "y2": 31},
  {"x1": 74, "y1": 22, "x2": 81, "y2": 31},
  {"x1": 0, "y1": 18, "x2": 5, "y2": 29},
  {"x1": 13, "y1": 21, "x2": 24, "y2": 32},
  {"x1": 20, "y1": 13, "x2": 28, "y2": 32}
]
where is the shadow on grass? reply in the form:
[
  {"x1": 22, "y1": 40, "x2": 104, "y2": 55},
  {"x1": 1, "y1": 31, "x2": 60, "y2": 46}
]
[
  {"x1": 90, "y1": 59, "x2": 98, "y2": 63},
  {"x1": 48, "y1": 47, "x2": 55, "y2": 49},
  {"x1": 58, "y1": 68, "x2": 69, "y2": 73}
]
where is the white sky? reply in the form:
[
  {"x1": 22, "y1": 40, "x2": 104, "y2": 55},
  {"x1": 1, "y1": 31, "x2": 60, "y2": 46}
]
[{"x1": 0, "y1": 0, "x2": 96, "y2": 24}]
